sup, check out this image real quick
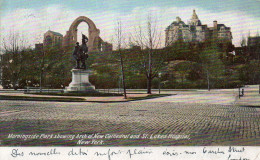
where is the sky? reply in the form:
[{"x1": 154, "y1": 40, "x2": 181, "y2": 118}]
[{"x1": 1, "y1": 0, "x2": 260, "y2": 48}]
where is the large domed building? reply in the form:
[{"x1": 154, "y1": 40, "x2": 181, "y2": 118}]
[{"x1": 165, "y1": 10, "x2": 232, "y2": 46}]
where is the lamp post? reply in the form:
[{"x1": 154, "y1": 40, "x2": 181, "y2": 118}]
[
  {"x1": 0, "y1": 54, "x2": 3, "y2": 89},
  {"x1": 158, "y1": 72, "x2": 162, "y2": 94},
  {"x1": 40, "y1": 49, "x2": 45, "y2": 93},
  {"x1": 40, "y1": 67, "x2": 44, "y2": 93},
  {"x1": 118, "y1": 75, "x2": 121, "y2": 94}
]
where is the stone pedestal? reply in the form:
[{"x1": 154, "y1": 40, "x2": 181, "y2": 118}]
[{"x1": 65, "y1": 69, "x2": 95, "y2": 93}]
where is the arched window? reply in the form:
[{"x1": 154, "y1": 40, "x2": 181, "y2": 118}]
[
  {"x1": 45, "y1": 35, "x2": 52, "y2": 46},
  {"x1": 220, "y1": 26, "x2": 225, "y2": 31}
]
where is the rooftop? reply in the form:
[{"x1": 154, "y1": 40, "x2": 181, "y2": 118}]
[{"x1": 47, "y1": 30, "x2": 63, "y2": 37}]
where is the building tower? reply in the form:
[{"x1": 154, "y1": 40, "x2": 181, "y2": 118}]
[{"x1": 189, "y1": 9, "x2": 201, "y2": 26}]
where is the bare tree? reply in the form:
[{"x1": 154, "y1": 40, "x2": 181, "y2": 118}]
[
  {"x1": 131, "y1": 14, "x2": 165, "y2": 94},
  {"x1": 115, "y1": 20, "x2": 127, "y2": 98},
  {"x1": 1, "y1": 31, "x2": 28, "y2": 89}
]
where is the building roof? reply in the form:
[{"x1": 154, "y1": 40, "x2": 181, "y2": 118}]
[
  {"x1": 248, "y1": 36, "x2": 260, "y2": 41},
  {"x1": 166, "y1": 17, "x2": 186, "y2": 30},
  {"x1": 248, "y1": 36, "x2": 260, "y2": 46},
  {"x1": 208, "y1": 24, "x2": 230, "y2": 31},
  {"x1": 166, "y1": 21, "x2": 185, "y2": 30},
  {"x1": 217, "y1": 24, "x2": 230, "y2": 30},
  {"x1": 47, "y1": 30, "x2": 63, "y2": 37}
]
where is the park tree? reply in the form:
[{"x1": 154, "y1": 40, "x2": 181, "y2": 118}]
[
  {"x1": 239, "y1": 60, "x2": 260, "y2": 85},
  {"x1": 114, "y1": 20, "x2": 127, "y2": 98},
  {"x1": 199, "y1": 45, "x2": 225, "y2": 90},
  {"x1": 130, "y1": 15, "x2": 167, "y2": 94},
  {"x1": 1, "y1": 31, "x2": 31, "y2": 89},
  {"x1": 172, "y1": 61, "x2": 196, "y2": 88},
  {"x1": 164, "y1": 40, "x2": 202, "y2": 62},
  {"x1": 89, "y1": 49, "x2": 121, "y2": 89},
  {"x1": 33, "y1": 46, "x2": 74, "y2": 89}
]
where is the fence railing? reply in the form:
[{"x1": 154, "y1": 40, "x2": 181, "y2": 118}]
[
  {"x1": 96, "y1": 88, "x2": 123, "y2": 94},
  {"x1": 24, "y1": 87, "x2": 63, "y2": 94}
]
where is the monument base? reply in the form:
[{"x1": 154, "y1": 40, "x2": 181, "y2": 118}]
[{"x1": 65, "y1": 69, "x2": 96, "y2": 93}]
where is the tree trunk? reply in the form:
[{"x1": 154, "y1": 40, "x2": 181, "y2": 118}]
[
  {"x1": 147, "y1": 49, "x2": 152, "y2": 94},
  {"x1": 12, "y1": 81, "x2": 16, "y2": 90},
  {"x1": 40, "y1": 69, "x2": 43, "y2": 93},
  {"x1": 207, "y1": 69, "x2": 210, "y2": 91},
  {"x1": 147, "y1": 76, "x2": 152, "y2": 94},
  {"x1": 119, "y1": 50, "x2": 127, "y2": 99}
]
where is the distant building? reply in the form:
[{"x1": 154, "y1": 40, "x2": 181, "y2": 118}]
[
  {"x1": 248, "y1": 36, "x2": 260, "y2": 47},
  {"x1": 0, "y1": 55, "x2": 3, "y2": 89},
  {"x1": 247, "y1": 36, "x2": 260, "y2": 59},
  {"x1": 165, "y1": 10, "x2": 232, "y2": 46},
  {"x1": 35, "y1": 43, "x2": 43, "y2": 51},
  {"x1": 234, "y1": 47, "x2": 247, "y2": 56},
  {"x1": 100, "y1": 41, "x2": 113, "y2": 52},
  {"x1": 43, "y1": 30, "x2": 63, "y2": 47}
]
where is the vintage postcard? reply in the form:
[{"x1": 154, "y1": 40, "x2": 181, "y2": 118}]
[{"x1": 0, "y1": 0, "x2": 259, "y2": 159}]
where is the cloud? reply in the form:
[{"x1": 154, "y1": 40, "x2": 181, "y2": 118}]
[{"x1": 1, "y1": 4, "x2": 260, "y2": 49}]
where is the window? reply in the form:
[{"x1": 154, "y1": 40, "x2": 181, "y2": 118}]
[{"x1": 45, "y1": 35, "x2": 52, "y2": 45}]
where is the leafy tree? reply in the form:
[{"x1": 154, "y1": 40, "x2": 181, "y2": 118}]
[
  {"x1": 239, "y1": 60, "x2": 260, "y2": 84},
  {"x1": 165, "y1": 41, "x2": 202, "y2": 62},
  {"x1": 199, "y1": 45, "x2": 225, "y2": 90}
]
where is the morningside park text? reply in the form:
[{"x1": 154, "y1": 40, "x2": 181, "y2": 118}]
[{"x1": 7, "y1": 133, "x2": 190, "y2": 145}]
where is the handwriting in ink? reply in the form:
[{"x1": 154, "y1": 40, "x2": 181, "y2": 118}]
[
  {"x1": 28, "y1": 148, "x2": 60, "y2": 156},
  {"x1": 184, "y1": 151, "x2": 196, "y2": 154},
  {"x1": 126, "y1": 148, "x2": 153, "y2": 159},
  {"x1": 203, "y1": 147, "x2": 225, "y2": 154},
  {"x1": 68, "y1": 148, "x2": 88, "y2": 156},
  {"x1": 11, "y1": 149, "x2": 24, "y2": 158},
  {"x1": 94, "y1": 148, "x2": 122, "y2": 160},
  {"x1": 228, "y1": 147, "x2": 245, "y2": 153},
  {"x1": 162, "y1": 149, "x2": 179, "y2": 156},
  {"x1": 227, "y1": 154, "x2": 250, "y2": 160}
]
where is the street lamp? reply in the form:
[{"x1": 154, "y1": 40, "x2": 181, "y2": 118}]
[
  {"x1": 158, "y1": 72, "x2": 162, "y2": 94},
  {"x1": 40, "y1": 67, "x2": 44, "y2": 93},
  {"x1": 0, "y1": 55, "x2": 3, "y2": 89}
]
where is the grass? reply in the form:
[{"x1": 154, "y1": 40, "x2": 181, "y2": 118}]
[
  {"x1": 27, "y1": 92, "x2": 123, "y2": 97},
  {"x1": 0, "y1": 95, "x2": 86, "y2": 102},
  {"x1": 0, "y1": 93, "x2": 173, "y2": 102}
]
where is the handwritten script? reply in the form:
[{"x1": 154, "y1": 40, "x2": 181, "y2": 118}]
[{"x1": 4, "y1": 146, "x2": 258, "y2": 160}]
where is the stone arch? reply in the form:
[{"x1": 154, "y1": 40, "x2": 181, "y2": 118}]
[{"x1": 63, "y1": 16, "x2": 100, "y2": 52}]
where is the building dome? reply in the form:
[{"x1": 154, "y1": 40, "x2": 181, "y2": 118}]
[
  {"x1": 190, "y1": 9, "x2": 201, "y2": 26},
  {"x1": 172, "y1": 17, "x2": 185, "y2": 26},
  {"x1": 191, "y1": 9, "x2": 198, "y2": 20},
  {"x1": 176, "y1": 17, "x2": 181, "y2": 23}
]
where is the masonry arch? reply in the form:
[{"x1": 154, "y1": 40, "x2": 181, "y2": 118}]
[{"x1": 63, "y1": 16, "x2": 101, "y2": 52}]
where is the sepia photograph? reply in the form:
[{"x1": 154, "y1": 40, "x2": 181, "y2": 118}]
[{"x1": 0, "y1": 0, "x2": 259, "y2": 159}]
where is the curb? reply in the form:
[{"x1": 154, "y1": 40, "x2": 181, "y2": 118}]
[{"x1": 0, "y1": 94, "x2": 173, "y2": 103}]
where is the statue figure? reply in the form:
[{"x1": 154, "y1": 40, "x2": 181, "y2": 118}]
[{"x1": 73, "y1": 34, "x2": 89, "y2": 69}]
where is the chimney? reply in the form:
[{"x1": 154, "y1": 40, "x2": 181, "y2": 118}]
[{"x1": 213, "y1": 20, "x2": 217, "y2": 29}]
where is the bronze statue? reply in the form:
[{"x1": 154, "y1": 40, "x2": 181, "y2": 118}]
[{"x1": 73, "y1": 34, "x2": 89, "y2": 69}]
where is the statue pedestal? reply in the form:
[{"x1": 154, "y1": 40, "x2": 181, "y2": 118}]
[{"x1": 65, "y1": 69, "x2": 96, "y2": 93}]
